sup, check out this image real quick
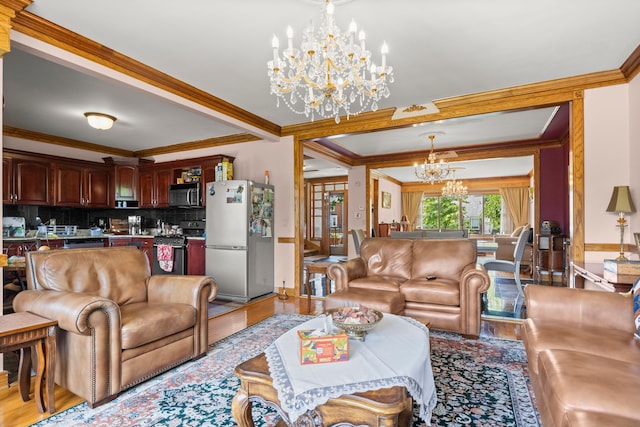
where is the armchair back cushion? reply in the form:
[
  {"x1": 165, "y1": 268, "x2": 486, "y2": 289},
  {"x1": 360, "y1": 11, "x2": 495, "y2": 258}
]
[
  {"x1": 360, "y1": 238, "x2": 413, "y2": 280},
  {"x1": 27, "y1": 247, "x2": 150, "y2": 305},
  {"x1": 411, "y1": 239, "x2": 476, "y2": 280}
]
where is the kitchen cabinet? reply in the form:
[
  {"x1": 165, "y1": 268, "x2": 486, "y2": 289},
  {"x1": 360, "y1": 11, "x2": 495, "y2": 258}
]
[
  {"x1": 114, "y1": 164, "x2": 138, "y2": 201},
  {"x1": 108, "y1": 237, "x2": 132, "y2": 247},
  {"x1": 187, "y1": 239, "x2": 205, "y2": 275},
  {"x1": 53, "y1": 163, "x2": 110, "y2": 208},
  {"x1": 139, "y1": 167, "x2": 172, "y2": 208},
  {"x1": 132, "y1": 237, "x2": 153, "y2": 267},
  {"x1": 3, "y1": 155, "x2": 51, "y2": 205}
]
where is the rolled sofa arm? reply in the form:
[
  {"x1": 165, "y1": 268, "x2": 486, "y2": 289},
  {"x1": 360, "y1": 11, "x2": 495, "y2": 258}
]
[
  {"x1": 327, "y1": 259, "x2": 367, "y2": 292},
  {"x1": 148, "y1": 275, "x2": 217, "y2": 357},
  {"x1": 148, "y1": 275, "x2": 217, "y2": 305},
  {"x1": 13, "y1": 289, "x2": 120, "y2": 334},
  {"x1": 459, "y1": 264, "x2": 491, "y2": 337},
  {"x1": 525, "y1": 285, "x2": 634, "y2": 333}
]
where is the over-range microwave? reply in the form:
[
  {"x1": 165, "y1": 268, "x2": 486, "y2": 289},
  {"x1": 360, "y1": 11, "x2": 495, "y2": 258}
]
[{"x1": 168, "y1": 182, "x2": 201, "y2": 207}]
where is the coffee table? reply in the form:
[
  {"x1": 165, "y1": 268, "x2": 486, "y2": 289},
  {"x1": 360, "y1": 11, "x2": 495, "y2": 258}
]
[
  {"x1": 232, "y1": 353, "x2": 413, "y2": 427},
  {"x1": 232, "y1": 314, "x2": 435, "y2": 426}
]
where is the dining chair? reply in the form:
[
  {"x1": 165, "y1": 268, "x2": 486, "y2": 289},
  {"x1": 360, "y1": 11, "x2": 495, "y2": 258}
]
[
  {"x1": 482, "y1": 228, "x2": 531, "y2": 297},
  {"x1": 351, "y1": 229, "x2": 366, "y2": 255}
]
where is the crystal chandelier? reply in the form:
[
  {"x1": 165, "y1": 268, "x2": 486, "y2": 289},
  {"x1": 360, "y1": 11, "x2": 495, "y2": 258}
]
[
  {"x1": 414, "y1": 135, "x2": 452, "y2": 184},
  {"x1": 442, "y1": 170, "x2": 468, "y2": 197},
  {"x1": 267, "y1": 0, "x2": 393, "y2": 124}
]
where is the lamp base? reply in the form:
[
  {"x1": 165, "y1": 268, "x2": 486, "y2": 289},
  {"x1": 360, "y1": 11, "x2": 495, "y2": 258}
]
[{"x1": 616, "y1": 254, "x2": 629, "y2": 261}]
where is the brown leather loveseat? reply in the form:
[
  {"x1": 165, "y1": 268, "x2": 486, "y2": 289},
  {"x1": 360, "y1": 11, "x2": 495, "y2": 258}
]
[
  {"x1": 326, "y1": 238, "x2": 490, "y2": 337},
  {"x1": 14, "y1": 246, "x2": 217, "y2": 407},
  {"x1": 522, "y1": 285, "x2": 640, "y2": 426}
]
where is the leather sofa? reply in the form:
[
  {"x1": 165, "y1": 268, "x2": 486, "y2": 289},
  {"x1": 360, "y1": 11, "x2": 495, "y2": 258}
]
[
  {"x1": 390, "y1": 229, "x2": 469, "y2": 239},
  {"x1": 13, "y1": 246, "x2": 217, "y2": 407},
  {"x1": 326, "y1": 238, "x2": 490, "y2": 337},
  {"x1": 522, "y1": 285, "x2": 640, "y2": 426}
]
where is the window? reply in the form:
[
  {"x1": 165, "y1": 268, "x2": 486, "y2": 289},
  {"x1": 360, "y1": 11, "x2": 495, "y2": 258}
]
[{"x1": 421, "y1": 193, "x2": 502, "y2": 234}]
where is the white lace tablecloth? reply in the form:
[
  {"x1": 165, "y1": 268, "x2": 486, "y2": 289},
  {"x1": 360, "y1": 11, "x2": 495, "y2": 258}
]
[{"x1": 264, "y1": 313, "x2": 437, "y2": 425}]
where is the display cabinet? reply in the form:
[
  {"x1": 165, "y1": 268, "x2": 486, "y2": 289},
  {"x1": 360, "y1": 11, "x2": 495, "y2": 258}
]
[{"x1": 536, "y1": 234, "x2": 565, "y2": 284}]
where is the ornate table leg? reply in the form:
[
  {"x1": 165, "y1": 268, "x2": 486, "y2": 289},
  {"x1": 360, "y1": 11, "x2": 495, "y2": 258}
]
[
  {"x1": 44, "y1": 325, "x2": 57, "y2": 413},
  {"x1": 33, "y1": 338, "x2": 46, "y2": 413},
  {"x1": 232, "y1": 388, "x2": 255, "y2": 427},
  {"x1": 18, "y1": 346, "x2": 32, "y2": 402}
]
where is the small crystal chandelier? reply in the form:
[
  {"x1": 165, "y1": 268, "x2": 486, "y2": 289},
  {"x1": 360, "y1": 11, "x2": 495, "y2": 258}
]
[
  {"x1": 267, "y1": 0, "x2": 393, "y2": 124},
  {"x1": 414, "y1": 135, "x2": 452, "y2": 184},
  {"x1": 442, "y1": 169, "x2": 468, "y2": 198}
]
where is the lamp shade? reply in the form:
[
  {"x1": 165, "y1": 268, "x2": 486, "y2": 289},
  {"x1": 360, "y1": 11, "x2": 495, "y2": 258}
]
[{"x1": 606, "y1": 186, "x2": 636, "y2": 213}]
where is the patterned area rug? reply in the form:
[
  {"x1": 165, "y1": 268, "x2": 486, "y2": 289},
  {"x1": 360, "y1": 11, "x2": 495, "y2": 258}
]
[{"x1": 33, "y1": 313, "x2": 539, "y2": 426}]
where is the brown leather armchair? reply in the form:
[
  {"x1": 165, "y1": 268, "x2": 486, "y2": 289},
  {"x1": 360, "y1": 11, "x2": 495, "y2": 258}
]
[{"x1": 13, "y1": 246, "x2": 217, "y2": 407}]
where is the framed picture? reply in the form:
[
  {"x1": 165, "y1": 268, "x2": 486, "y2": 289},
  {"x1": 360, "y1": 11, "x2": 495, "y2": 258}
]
[
  {"x1": 635, "y1": 232, "x2": 640, "y2": 257},
  {"x1": 382, "y1": 192, "x2": 391, "y2": 209}
]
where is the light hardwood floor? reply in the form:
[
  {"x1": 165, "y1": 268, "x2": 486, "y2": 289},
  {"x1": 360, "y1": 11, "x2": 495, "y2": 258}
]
[{"x1": 0, "y1": 295, "x2": 521, "y2": 427}]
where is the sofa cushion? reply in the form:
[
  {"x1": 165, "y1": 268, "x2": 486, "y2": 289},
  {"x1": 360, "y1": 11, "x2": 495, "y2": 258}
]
[
  {"x1": 359, "y1": 238, "x2": 413, "y2": 280},
  {"x1": 538, "y1": 349, "x2": 640, "y2": 426},
  {"x1": 522, "y1": 318, "x2": 640, "y2": 376},
  {"x1": 410, "y1": 239, "x2": 476, "y2": 280},
  {"x1": 348, "y1": 275, "x2": 406, "y2": 292},
  {"x1": 325, "y1": 288, "x2": 405, "y2": 315},
  {"x1": 400, "y1": 278, "x2": 460, "y2": 306},
  {"x1": 121, "y1": 302, "x2": 196, "y2": 349}
]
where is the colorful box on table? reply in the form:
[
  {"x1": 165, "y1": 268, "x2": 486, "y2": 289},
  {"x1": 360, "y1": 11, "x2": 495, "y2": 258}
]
[{"x1": 298, "y1": 329, "x2": 349, "y2": 365}]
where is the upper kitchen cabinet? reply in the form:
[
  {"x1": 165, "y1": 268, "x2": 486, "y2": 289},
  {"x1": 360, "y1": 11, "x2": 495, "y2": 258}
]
[
  {"x1": 53, "y1": 162, "x2": 111, "y2": 208},
  {"x1": 139, "y1": 166, "x2": 172, "y2": 208},
  {"x1": 3, "y1": 153, "x2": 51, "y2": 205},
  {"x1": 114, "y1": 164, "x2": 138, "y2": 201}
]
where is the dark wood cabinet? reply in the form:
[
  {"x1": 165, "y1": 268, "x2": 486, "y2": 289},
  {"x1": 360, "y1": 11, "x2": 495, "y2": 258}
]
[
  {"x1": 53, "y1": 163, "x2": 110, "y2": 207},
  {"x1": 114, "y1": 165, "x2": 138, "y2": 201},
  {"x1": 108, "y1": 237, "x2": 132, "y2": 247},
  {"x1": 536, "y1": 234, "x2": 565, "y2": 283},
  {"x1": 132, "y1": 237, "x2": 154, "y2": 267},
  {"x1": 139, "y1": 167, "x2": 172, "y2": 208},
  {"x1": 3, "y1": 155, "x2": 51, "y2": 205},
  {"x1": 187, "y1": 239, "x2": 206, "y2": 275}
]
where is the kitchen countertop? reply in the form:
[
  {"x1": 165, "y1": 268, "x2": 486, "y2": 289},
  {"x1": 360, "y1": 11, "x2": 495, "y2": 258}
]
[{"x1": 4, "y1": 233, "x2": 204, "y2": 242}]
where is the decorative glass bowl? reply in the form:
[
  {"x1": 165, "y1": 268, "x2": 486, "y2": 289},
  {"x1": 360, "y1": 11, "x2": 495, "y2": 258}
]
[{"x1": 326, "y1": 307, "x2": 383, "y2": 341}]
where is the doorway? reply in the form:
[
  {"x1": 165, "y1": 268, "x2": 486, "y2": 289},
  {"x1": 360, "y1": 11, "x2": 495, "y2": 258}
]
[{"x1": 327, "y1": 191, "x2": 347, "y2": 256}]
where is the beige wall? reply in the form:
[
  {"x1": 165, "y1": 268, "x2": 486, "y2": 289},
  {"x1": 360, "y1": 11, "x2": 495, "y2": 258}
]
[{"x1": 584, "y1": 75, "x2": 639, "y2": 262}]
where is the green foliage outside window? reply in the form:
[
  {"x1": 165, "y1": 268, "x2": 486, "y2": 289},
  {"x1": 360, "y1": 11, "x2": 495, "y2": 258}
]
[{"x1": 422, "y1": 193, "x2": 501, "y2": 233}]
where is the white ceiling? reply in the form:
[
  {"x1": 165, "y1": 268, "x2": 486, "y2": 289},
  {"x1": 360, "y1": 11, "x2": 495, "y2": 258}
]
[{"x1": 4, "y1": 1, "x2": 640, "y2": 180}]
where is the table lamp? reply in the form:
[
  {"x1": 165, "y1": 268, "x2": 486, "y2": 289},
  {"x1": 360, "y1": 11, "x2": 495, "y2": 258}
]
[{"x1": 606, "y1": 185, "x2": 636, "y2": 260}]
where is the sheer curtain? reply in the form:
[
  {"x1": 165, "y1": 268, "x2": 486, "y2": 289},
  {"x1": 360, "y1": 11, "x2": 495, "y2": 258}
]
[
  {"x1": 499, "y1": 187, "x2": 529, "y2": 231},
  {"x1": 402, "y1": 192, "x2": 423, "y2": 231}
]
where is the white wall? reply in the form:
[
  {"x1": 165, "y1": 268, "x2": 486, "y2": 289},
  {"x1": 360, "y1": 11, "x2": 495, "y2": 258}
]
[
  {"x1": 347, "y1": 166, "x2": 367, "y2": 258},
  {"x1": 377, "y1": 178, "x2": 402, "y2": 224},
  {"x1": 584, "y1": 81, "x2": 638, "y2": 262}
]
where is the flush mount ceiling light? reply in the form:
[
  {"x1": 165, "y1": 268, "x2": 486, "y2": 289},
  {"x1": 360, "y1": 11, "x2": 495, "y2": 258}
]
[
  {"x1": 268, "y1": 0, "x2": 393, "y2": 124},
  {"x1": 84, "y1": 112, "x2": 116, "y2": 130}
]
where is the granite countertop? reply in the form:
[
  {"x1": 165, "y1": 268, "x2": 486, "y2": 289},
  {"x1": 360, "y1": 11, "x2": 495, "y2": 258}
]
[{"x1": 4, "y1": 232, "x2": 204, "y2": 242}]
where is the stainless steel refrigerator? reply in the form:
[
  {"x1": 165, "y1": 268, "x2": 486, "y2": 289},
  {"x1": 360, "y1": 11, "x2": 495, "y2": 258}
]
[{"x1": 205, "y1": 180, "x2": 274, "y2": 302}]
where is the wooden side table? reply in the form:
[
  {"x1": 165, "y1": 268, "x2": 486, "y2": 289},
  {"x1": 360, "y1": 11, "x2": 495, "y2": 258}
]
[{"x1": 0, "y1": 312, "x2": 57, "y2": 413}]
